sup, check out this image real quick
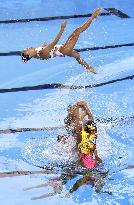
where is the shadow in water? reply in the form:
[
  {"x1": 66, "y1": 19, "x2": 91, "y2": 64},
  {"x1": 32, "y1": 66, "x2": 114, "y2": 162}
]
[{"x1": 23, "y1": 165, "x2": 111, "y2": 202}]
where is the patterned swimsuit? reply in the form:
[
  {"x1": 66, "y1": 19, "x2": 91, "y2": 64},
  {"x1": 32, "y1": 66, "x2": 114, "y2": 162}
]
[{"x1": 36, "y1": 44, "x2": 65, "y2": 60}]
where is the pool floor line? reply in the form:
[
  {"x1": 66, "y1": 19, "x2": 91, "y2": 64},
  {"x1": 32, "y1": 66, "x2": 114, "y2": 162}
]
[
  {"x1": 0, "y1": 164, "x2": 133, "y2": 178},
  {"x1": 0, "y1": 125, "x2": 65, "y2": 134},
  {"x1": 0, "y1": 170, "x2": 56, "y2": 178},
  {"x1": 1, "y1": 42, "x2": 134, "y2": 57},
  {"x1": 104, "y1": 8, "x2": 130, "y2": 18},
  {"x1": 0, "y1": 115, "x2": 133, "y2": 134},
  {"x1": 0, "y1": 12, "x2": 109, "y2": 24},
  {"x1": 0, "y1": 74, "x2": 133, "y2": 93},
  {"x1": 0, "y1": 7, "x2": 129, "y2": 25}
]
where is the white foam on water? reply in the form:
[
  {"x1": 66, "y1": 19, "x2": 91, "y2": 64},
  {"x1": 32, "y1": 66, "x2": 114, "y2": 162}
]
[{"x1": 22, "y1": 135, "x2": 78, "y2": 166}]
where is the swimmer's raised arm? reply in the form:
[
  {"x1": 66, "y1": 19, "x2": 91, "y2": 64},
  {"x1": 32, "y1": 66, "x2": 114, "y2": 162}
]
[{"x1": 47, "y1": 21, "x2": 67, "y2": 50}]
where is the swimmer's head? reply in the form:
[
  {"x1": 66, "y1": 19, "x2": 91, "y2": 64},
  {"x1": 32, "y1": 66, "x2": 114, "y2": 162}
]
[
  {"x1": 84, "y1": 120, "x2": 97, "y2": 133},
  {"x1": 21, "y1": 52, "x2": 31, "y2": 63},
  {"x1": 21, "y1": 47, "x2": 36, "y2": 63}
]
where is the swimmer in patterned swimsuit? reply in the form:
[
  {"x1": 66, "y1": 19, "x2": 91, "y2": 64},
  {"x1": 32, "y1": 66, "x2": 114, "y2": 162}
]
[{"x1": 21, "y1": 8, "x2": 102, "y2": 74}]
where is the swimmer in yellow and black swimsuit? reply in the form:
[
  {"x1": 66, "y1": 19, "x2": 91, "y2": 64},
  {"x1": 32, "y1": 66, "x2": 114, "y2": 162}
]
[
  {"x1": 60, "y1": 101, "x2": 102, "y2": 169},
  {"x1": 78, "y1": 120, "x2": 101, "y2": 169}
]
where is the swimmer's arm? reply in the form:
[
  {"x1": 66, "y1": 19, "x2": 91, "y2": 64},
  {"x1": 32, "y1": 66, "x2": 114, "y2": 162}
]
[
  {"x1": 64, "y1": 107, "x2": 77, "y2": 128},
  {"x1": 64, "y1": 107, "x2": 74, "y2": 126},
  {"x1": 47, "y1": 21, "x2": 67, "y2": 49},
  {"x1": 75, "y1": 106, "x2": 83, "y2": 143}
]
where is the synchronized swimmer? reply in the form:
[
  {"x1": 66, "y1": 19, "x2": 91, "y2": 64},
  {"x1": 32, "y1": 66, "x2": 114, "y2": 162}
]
[
  {"x1": 58, "y1": 101, "x2": 102, "y2": 169},
  {"x1": 21, "y1": 8, "x2": 102, "y2": 74}
]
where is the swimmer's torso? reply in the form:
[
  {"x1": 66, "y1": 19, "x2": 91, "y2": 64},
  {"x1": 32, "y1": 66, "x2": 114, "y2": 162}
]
[
  {"x1": 78, "y1": 130, "x2": 97, "y2": 156},
  {"x1": 36, "y1": 44, "x2": 65, "y2": 60}
]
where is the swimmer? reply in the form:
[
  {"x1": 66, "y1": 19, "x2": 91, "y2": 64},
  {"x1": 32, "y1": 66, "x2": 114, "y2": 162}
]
[
  {"x1": 59, "y1": 101, "x2": 102, "y2": 169},
  {"x1": 21, "y1": 8, "x2": 102, "y2": 74}
]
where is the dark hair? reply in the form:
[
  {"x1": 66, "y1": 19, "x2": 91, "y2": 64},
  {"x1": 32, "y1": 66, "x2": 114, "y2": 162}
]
[
  {"x1": 21, "y1": 52, "x2": 31, "y2": 63},
  {"x1": 84, "y1": 119, "x2": 97, "y2": 133}
]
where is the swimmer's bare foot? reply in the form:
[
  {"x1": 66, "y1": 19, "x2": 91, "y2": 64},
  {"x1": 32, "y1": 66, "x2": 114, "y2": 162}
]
[
  {"x1": 92, "y1": 8, "x2": 102, "y2": 19},
  {"x1": 86, "y1": 65, "x2": 97, "y2": 74}
]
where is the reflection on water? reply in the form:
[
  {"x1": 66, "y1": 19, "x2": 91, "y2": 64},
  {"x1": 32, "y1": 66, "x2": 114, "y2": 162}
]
[{"x1": 24, "y1": 165, "x2": 110, "y2": 202}]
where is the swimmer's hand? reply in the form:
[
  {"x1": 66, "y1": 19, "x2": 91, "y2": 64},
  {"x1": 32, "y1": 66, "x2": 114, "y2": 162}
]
[{"x1": 61, "y1": 21, "x2": 67, "y2": 31}]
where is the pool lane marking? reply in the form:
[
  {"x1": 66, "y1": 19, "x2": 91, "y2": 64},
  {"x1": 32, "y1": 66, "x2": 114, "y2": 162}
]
[
  {"x1": 0, "y1": 115, "x2": 133, "y2": 134},
  {"x1": 104, "y1": 8, "x2": 130, "y2": 18},
  {"x1": 1, "y1": 42, "x2": 134, "y2": 57},
  {"x1": 0, "y1": 74, "x2": 133, "y2": 93},
  {"x1": 0, "y1": 7, "x2": 129, "y2": 25}
]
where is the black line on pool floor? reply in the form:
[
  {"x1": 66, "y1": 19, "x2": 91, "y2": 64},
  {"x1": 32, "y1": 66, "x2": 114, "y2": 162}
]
[
  {"x1": 0, "y1": 126, "x2": 65, "y2": 134},
  {"x1": 76, "y1": 43, "x2": 134, "y2": 52},
  {"x1": 1, "y1": 42, "x2": 134, "y2": 57},
  {"x1": 0, "y1": 115, "x2": 133, "y2": 134},
  {"x1": 0, "y1": 12, "x2": 109, "y2": 24},
  {"x1": 0, "y1": 8, "x2": 130, "y2": 25},
  {"x1": 104, "y1": 8, "x2": 130, "y2": 18},
  {"x1": 0, "y1": 74, "x2": 133, "y2": 93}
]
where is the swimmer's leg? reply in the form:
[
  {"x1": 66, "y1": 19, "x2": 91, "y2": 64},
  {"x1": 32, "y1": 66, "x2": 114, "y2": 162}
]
[
  {"x1": 69, "y1": 50, "x2": 97, "y2": 74},
  {"x1": 76, "y1": 101, "x2": 94, "y2": 120},
  {"x1": 61, "y1": 8, "x2": 102, "y2": 54}
]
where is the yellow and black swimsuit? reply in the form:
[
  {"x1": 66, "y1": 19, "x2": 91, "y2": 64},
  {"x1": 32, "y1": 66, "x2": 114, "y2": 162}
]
[{"x1": 78, "y1": 123, "x2": 97, "y2": 156}]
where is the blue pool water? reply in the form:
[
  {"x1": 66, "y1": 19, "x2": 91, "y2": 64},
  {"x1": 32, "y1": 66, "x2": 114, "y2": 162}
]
[{"x1": 0, "y1": 1, "x2": 134, "y2": 205}]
